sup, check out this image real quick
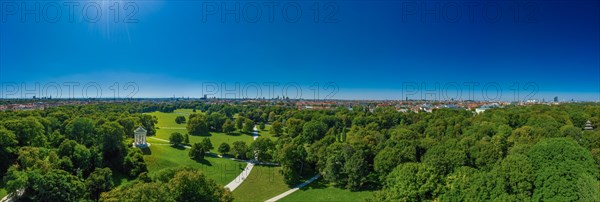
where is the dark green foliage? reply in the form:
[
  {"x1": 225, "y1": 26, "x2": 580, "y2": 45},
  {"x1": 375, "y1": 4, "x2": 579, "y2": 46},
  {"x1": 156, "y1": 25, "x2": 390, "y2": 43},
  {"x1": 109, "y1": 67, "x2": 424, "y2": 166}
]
[
  {"x1": 189, "y1": 143, "x2": 205, "y2": 160},
  {"x1": 231, "y1": 141, "x2": 249, "y2": 159},
  {"x1": 0, "y1": 128, "x2": 18, "y2": 173},
  {"x1": 269, "y1": 120, "x2": 283, "y2": 136},
  {"x1": 218, "y1": 142, "x2": 231, "y2": 155},
  {"x1": 175, "y1": 115, "x2": 186, "y2": 124},
  {"x1": 243, "y1": 118, "x2": 255, "y2": 133},
  {"x1": 187, "y1": 114, "x2": 209, "y2": 136},
  {"x1": 249, "y1": 138, "x2": 275, "y2": 162},
  {"x1": 100, "y1": 122, "x2": 127, "y2": 169},
  {"x1": 123, "y1": 147, "x2": 148, "y2": 177},
  {"x1": 222, "y1": 119, "x2": 235, "y2": 134},
  {"x1": 86, "y1": 167, "x2": 114, "y2": 200},
  {"x1": 169, "y1": 132, "x2": 184, "y2": 145}
]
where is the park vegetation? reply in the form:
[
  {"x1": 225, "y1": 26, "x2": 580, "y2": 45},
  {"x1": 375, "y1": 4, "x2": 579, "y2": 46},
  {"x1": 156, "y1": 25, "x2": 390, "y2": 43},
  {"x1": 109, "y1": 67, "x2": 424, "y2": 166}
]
[{"x1": 0, "y1": 101, "x2": 599, "y2": 201}]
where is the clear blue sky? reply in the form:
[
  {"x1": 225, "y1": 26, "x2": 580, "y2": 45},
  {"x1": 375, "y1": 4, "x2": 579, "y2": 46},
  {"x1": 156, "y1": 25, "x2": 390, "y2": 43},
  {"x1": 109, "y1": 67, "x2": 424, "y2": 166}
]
[{"x1": 1, "y1": 0, "x2": 598, "y2": 101}]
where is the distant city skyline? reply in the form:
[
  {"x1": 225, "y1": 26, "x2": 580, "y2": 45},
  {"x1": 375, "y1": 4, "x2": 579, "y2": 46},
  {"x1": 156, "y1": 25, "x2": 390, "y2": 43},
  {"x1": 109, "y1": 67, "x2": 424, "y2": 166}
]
[{"x1": 1, "y1": 0, "x2": 598, "y2": 100}]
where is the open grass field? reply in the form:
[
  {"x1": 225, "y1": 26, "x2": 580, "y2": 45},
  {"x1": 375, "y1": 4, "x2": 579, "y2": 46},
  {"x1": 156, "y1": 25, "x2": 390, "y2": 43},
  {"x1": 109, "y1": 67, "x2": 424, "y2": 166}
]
[
  {"x1": 232, "y1": 165, "x2": 291, "y2": 202},
  {"x1": 0, "y1": 188, "x2": 7, "y2": 199},
  {"x1": 279, "y1": 178, "x2": 374, "y2": 202},
  {"x1": 256, "y1": 125, "x2": 279, "y2": 140},
  {"x1": 146, "y1": 109, "x2": 259, "y2": 154},
  {"x1": 142, "y1": 144, "x2": 246, "y2": 186}
]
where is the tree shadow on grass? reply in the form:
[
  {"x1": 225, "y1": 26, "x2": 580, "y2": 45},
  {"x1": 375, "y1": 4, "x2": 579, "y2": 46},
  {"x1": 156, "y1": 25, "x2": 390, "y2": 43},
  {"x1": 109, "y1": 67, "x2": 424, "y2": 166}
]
[
  {"x1": 171, "y1": 145, "x2": 186, "y2": 150},
  {"x1": 223, "y1": 132, "x2": 242, "y2": 137},
  {"x1": 140, "y1": 147, "x2": 152, "y2": 155},
  {"x1": 298, "y1": 178, "x2": 328, "y2": 190},
  {"x1": 192, "y1": 157, "x2": 212, "y2": 166},
  {"x1": 191, "y1": 131, "x2": 212, "y2": 137}
]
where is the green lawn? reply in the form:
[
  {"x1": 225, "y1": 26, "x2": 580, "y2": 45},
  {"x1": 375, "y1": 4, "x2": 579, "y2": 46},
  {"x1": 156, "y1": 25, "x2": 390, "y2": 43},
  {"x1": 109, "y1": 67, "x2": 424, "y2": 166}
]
[
  {"x1": 232, "y1": 165, "x2": 291, "y2": 202},
  {"x1": 279, "y1": 179, "x2": 374, "y2": 202},
  {"x1": 146, "y1": 110, "x2": 257, "y2": 154},
  {"x1": 142, "y1": 144, "x2": 246, "y2": 186},
  {"x1": 0, "y1": 188, "x2": 7, "y2": 199},
  {"x1": 256, "y1": 125, "x2": 279, "y2": 140},
  {"x1": 147, "y1": 109, "x2": 197, "y2": 128}
]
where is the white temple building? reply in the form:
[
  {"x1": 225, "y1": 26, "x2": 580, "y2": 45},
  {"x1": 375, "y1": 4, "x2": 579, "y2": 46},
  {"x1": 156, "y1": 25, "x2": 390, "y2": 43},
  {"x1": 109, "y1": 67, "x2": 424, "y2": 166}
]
[
  {"x1": 133, "y1": 126, "x2": 150, "y2": 148},
  {"x1": 584, "y1": 120, "x2": 593, "y2": 130}
]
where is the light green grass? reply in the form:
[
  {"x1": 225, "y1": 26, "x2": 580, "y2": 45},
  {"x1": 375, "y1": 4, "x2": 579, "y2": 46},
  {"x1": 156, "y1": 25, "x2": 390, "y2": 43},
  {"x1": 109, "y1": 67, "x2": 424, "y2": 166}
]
[
  {"x1": 279, "y1": 179, "x2": 374, "y2": 202},
  {"x1": 147, "y1": 110, "x2": 255, "y2": 153},
  {"x1": 0, "y1": 188, "x2": 7, "y2": 199},
  {"x1": 142, "y1": 144, "x2": 246, "y2": 186},
  {"x1": 147, "y1": 109, "x2": 197, "y2": 128},
  {"x1": 232, "y1": 165, "x2": 291, "y2": 202},
  {"x1": 257, "y1": 125, "x2": 279, "y2": 140}
]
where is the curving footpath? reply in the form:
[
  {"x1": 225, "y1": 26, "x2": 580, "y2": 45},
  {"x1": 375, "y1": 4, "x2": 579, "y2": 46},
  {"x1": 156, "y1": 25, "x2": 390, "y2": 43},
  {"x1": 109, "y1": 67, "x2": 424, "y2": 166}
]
[
  {"x1": 265, "y1": 174, "x2": 321, "y2": 202},
  {"x1": 0, "y1": 189, "x2": 24, "y2": 202},
  {"x1": 225, "y1": 126, "x2": 260, "y2": 191}
]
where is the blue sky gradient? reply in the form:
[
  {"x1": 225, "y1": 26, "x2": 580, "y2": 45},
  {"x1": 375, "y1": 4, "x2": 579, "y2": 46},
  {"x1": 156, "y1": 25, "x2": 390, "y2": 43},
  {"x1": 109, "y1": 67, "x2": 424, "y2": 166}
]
[{"x1": 1, "y1": 0, "x2": 598, "y2": 101}]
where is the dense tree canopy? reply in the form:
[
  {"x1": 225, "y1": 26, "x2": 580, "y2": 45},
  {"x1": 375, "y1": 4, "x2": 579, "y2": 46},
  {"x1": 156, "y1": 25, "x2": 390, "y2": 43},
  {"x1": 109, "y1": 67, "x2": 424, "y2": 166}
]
[{"x1": 1, "y1": 101, "x2": 599, "y2": 201}]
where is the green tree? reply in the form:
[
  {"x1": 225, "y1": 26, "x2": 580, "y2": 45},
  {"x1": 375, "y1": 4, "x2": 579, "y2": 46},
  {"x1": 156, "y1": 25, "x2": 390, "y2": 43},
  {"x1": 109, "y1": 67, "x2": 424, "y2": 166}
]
[
  {"x1": 66, "y1": 117, "x2": 96, "y2": 146},
  {"x1": 249, "y1": 138, "x2": 275, "y2": 162},
  {"x1": 3, "y1": 117, "x2": 46, "y2": 147},
  {"x1": 26, "y1": 169, "x2": 87, "y2": 201},
  {"x1": 374, "y1": 143, "x2": 417, "y2": 180},
  {"x1": 231, "y1": 141, "x2": 249, "y2": 159},
  {"x1": 207, "y1": 112, "x2": 227, "y2": 132},
  {"x1": 422, "y1": 140, "x2": 467, "y2": 175},
  {"x1": 189, "y1": 143, "x2": 205, "y2": 161},
  {"x1": 168, "y1": 170, "x2": 233, "y2": 202},
  {"x1": 218, "y1": 143, "x2": 230, "y2": 155},
  {"x1": 243, "y1": 118, "x2": 255, "y2": 133},
  {"x1": 370, "y1": 162, "x2": 441, "y2": 202},
  {"x1": 169, "y1": 132, "x2": 184, "y2": 146},
  {"x1": 123, "y1": 148, "x2": 148, "y2": 177},
  {"x1": 235, "y1": 117, "x2": 244, "y2": 131},
  {"x1": 100, "y1": 122, "x2": 126, "y2": 169},
  {"x1": 493, "y1": 154, "x2": 535, "y2": 200},
  {"x1": 259, "y1": 122, "x2": 266, "y2": 130},
  {"x1": 268, "y1": 111, "x2": 276, "y2": 122},
  {"x1": 175, "y1": 116, "x2": 186, "y2": 124},
  {"x1": 270, "y1": 121, "x2": 283, "y2": 136},
  {"x1": 286, "y1": 118, "x2": 305, "y2": 137},
  {"x1": 118, "y1": 117, "x2": 138, "y2": 138},
  {"x1": 222, "y1": 119, "x2": 235, "y2": 134},
  {"x1": 200, "y1": 137, "x2": 213, "y2": 151},
  {"x1": 302, "y1": 120, "x2": 328, "y2": 143},
  {"x1": 139, "y1": 114, "x2": 157, "y2": 136},
  {"x1": 86, "y1": 167, "x2": 114, "y2": 201},
  {"x1": 187, "y1": 115, "x2": 209, "y2": 136},
  {"x1": 528, "y1": 138, "x2": 599, "y2": 201},
  {"x1": 344, "y1": 149, "x2": 369, "y2": 191},
  {"x1": 0, "y1": 128, "x2": 18, "y2": 173}
]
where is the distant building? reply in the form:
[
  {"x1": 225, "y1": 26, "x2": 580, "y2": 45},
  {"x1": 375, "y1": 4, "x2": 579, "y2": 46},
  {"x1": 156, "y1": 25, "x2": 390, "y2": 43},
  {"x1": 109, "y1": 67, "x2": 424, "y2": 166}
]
[
  {"x1": 554, "y1": 96, "x2": 558, "y2": 102},
  {"x1": 475, "y1": 103, "x2": 500, "y2": 114},
  {"x1": 584, "y1": 120, "x2": 593, "y2": 130}
]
